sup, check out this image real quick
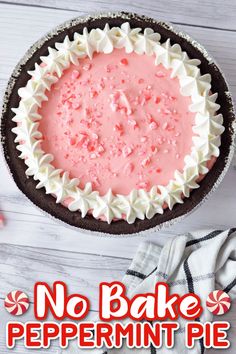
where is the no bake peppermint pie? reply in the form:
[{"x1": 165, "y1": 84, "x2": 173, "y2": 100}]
[{"x1": 12, "y1": 22, "x2": 225, "y2": 225}]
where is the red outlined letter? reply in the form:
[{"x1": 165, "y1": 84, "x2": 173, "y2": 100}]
[
  {"x1": 99, "y1": 282, "x2": 129, "y2": 320},
  {"x1": 34, "y1": 282, "x2": 89, "y2": 320},
  {"x1": 7, "y1": 323, "x2": 24, "y2": 348},
  {"x1": 186, "y1": 322, "x2": 204, "y2": 348}
]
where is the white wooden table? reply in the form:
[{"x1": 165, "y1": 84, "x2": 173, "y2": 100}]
[{"x1": 0, "y1": 1, "x2": 236, "y2": 352}]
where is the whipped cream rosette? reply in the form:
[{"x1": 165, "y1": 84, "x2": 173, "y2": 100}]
[{"x1": 1, "y1": 13, "x2": 235, "y2": 235}]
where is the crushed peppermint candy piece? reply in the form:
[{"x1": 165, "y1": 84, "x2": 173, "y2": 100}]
[
  {"x1": 141, "y1": 157, "x2": 151, "y2": 167},
  {"x1": 137, "y1": 181, "x2": 149, "y2": 189},
  {"x1": 90, "y1": 153, "x2": 97, "y2": 159},
  {"x1": 141, "y1": 136, "x2": 147, "y2": 143},
  {"x1": 162, "y1": 122, "x2": 168, "y2": 130},
  {"x1": 72, "y1": 102, "x2": 81, "y2": 110},
  {"x1": 120, "y1": 58, "x2": 128, "y2": 65},
  {"x1": 71, "y1": 70, "x2": 80, "y2": 80},
  {"x1": 114, "y1": 123, "x2": 124, "y2": 136},
  {"x1": 155, "y1": 71, "x2": 165, "y2": 78},
  {"x1": 83, "y1": 63, "x2": 92, "y2": 71},
  {"x1": 122, "y1": 146, "x2": 133, "y2": 158},
  {"x1": 128, "y1": 119, "x2": 138, "y2": 129},
  {"x1": 149, "y1": 122, "x2": 158, "y2": 130},
  {"x1": 154, "y1": 96, "x2": 161, "y2": 104},
  {"x1": 110, "y1": 90, "x2": 132, "y2": 116},
  {"x1": 0, "y1": 214, "x2": 5, "y2": 228},
  {"x1": 89, "y1": 89, "x2": 98, "y2": 98},
  {"x1": 151, "y1": 145, "x2": 158, "y2": 154},
  {"x1": 143, "y1": 90, "x2": 152, "y2": 102},
  {"x1": 124, "y1": 162, "x2": 134, "y2": 176},
  {"x1": 69, "y1": 137, "x2": 76, "y2": 146},
  {"x1": 164, "y1": 108, "x2": 172, "y2": 115}
]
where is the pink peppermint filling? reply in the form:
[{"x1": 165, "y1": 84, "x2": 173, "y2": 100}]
[{"x1": 39, "y1": 49, "x2": 196, "y2": 196}]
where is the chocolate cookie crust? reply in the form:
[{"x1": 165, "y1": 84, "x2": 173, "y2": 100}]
[{"x1": 1, "y1": 12, "x2": 235, "y2": 235}]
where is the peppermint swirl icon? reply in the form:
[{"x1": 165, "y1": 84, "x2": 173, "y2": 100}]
[
  {"x1": 206, "y1": 290, "x2": 231, "y2": 315},
  {"x1": 4, "y1": 290, "x2": 30, "y2": 316}
]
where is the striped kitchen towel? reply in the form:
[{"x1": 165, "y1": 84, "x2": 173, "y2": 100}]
[{"x1": 62, "y1": 228, "x2": 236, "y2": 354}]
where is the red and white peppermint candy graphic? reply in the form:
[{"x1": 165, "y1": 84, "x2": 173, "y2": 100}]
[
  {"x1": 0, "y1": 213, "x2": 5, "y2": 228},
  {"x1": 206, "y1": 290, "x2": 231, "y2": 315},
  {"x1": 4, "y1": 290, "x2": 30, "y2": 316}
]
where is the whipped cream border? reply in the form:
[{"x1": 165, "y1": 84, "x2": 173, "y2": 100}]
[{"x1": 11, "y1": 22, "x2": 225, "y2": 224}]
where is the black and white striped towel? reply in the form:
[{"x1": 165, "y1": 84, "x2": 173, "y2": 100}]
[{"x1": 62, "y1": 228, "x2": 236, "y2": 354}]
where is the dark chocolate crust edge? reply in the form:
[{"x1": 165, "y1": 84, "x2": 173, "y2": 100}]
[{"x1": 1, "y1": 12, "x2": 235, "y2": 236}]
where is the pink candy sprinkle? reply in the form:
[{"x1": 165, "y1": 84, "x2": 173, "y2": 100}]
[
  {"x1": 120, "y1": 58, "x2": 128, "y2": 65},
  {"x1": 156, "y1": 168, "x2": 162, "y2": 173}
]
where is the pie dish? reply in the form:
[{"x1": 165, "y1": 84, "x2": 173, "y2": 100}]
[{"x1": 1, "y1": 12, "x2": 235, "y2": 235}]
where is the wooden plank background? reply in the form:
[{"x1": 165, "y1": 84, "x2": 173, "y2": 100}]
[{"x1": 0, "y1": 0, "x2": 236, "y2": 352}]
